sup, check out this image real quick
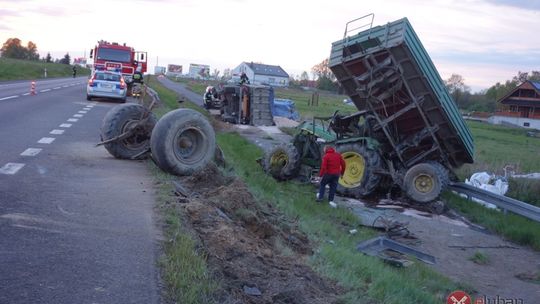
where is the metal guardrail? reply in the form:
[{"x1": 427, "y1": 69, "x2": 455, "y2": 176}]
[{"x1": 448, "y1": 182, "x2": 540, "y2": 223}]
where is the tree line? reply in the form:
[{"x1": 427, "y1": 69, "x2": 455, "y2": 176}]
[
  {"x1": 1, "y1": 37, "x2": 72, "y2": 65},
  {"x1": 292, "y1": 57, "x2": 538, "y2": 113},
  {"x1": 444, "y1": 71, "x2": 540, "y2": 112}
]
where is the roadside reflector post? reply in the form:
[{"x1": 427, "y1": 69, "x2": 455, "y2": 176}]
[{"x1": 31, "y1": 81, "x2": 36, "y2": 95}]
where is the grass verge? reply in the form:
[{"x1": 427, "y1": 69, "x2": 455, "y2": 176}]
[
  {"x1": 217, "y1": 132, "x2": 467, "y2": 304},
  {"x1": 0, "y1": 57, "x2": 90, "y2": 80},
  {"x1": 145, "y1": 77, "x2": 219, "y2": 303},
  {"x1": 149, "y1": 163, "x2": 217, "y2": 304},
  {"x1": 443, "y1": 192, "x2": 540, "y2": 250}
]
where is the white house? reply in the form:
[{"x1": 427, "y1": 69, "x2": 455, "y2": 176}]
[{"x1": 232, "y1": 62, "x2": 289, "y2": 87}]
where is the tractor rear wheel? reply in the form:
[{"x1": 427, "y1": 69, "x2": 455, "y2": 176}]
[
  {"x1": 263, "y1": 143, "x2": 300, "y2": 180},
  {"x1": 402, "y1": 162, "x2": 449, "y2": 203},
  {"x1": 100, "y1": 103, "x2": 156, "y2": 159},
  {"x1": 150, "y1": 108, "x2": 216, "y2": 176},
  {"x1": 336, "y1": 143, "x2": 382, "y2": 198}
]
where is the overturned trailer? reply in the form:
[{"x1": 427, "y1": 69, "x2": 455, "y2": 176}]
[
  {"x1": 219, "y1": 84, "x2": 275, "y2": 126},
  {"x1": 264, "y1": 15, "x2": 474, "y2": 203}
]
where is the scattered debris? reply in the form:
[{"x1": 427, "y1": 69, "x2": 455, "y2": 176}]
[
  {"x1": 512, "y1": 172, "x2": 540, "y2": 180},
  {"x1": 172, "y1": 180, "x2": 190, "y2": 197},
  {"x1": 357, "y1": 236, "x2": 436, "y2": 266},
  {"x1": 464, "y1": 172, "x2": 508, "y2": 208},
  {"x1": 243, "y1": 285, "x2": 263, "y2": 296},
  {"x1": 448, "y1": 245, "x2": 519, "y2": 250},
  {"x1": 515, "y1": 271, "x2": 540, "y2": 284},
  {"x1": 345, "y1": 203, "x2": 410, "y2": 237}
]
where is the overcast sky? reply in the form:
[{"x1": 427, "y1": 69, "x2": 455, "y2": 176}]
[{"x1": 1, "y1": 0, "x2": 539, "y2": 91}]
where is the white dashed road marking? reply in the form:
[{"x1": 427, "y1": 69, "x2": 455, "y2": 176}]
[
  {"x1": 50, "y1": 129, "x2": 64, "y2": 135},
  {"x1": 62, "y1": 85, "x2": 69, "y2": 88},
  {"x1": 78, "y1": 111, "x2": 87, "y2": 114},
  {"x1": 0, "y1": 163, "x2": 25, "y2": 175},
  {"x1": 40, "y1": 89, "x2": 51, "y2": 92},
  {"x1": 23, "y1": 93, "x2": 30, "y2": 96},
  {"x1": 0, "y1": 95, "x2": 19, "y2": 101},
  {"x1": 38, "y1": 137, "x2": 55, "y2": 144},
  {"x1": 53, "y1": 87, "x2": 61, "y2": 89},
  {"x1": 21, "y1": 148, "x2": 42, "y2": 156},
  {"x1": 59, "y1": 123, "x2": 72, "y2": 128},
  {"x1": 67, "y1": 118, "x2": 78, "y2": 122},
  {"x1": 73, "y1": 114, "x2": 83, "y2": 117},
  {"x1": 83, "y1": 107, "x2": 91, "y2": 110}
]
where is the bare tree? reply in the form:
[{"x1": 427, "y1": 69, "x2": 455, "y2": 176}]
[{"x1": 444, "y1": 74, "x2": 470, "y2": 108}]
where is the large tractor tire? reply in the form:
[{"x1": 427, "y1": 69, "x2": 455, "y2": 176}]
[
  {"x1": 263, "y1": 143, "x2": 300, "y2": 180},
  {"x1": 150, "y1": 108, "x2": 216, "y2": 176},
  {"x1": 336, "y1": 143, "x2": 382, "y2": 198},
  {"x1": 402, "y1": 161, "x2": 449, "y2": 203},
  {"x1": 101, "y1": 103, "x2": 157, "y2": 159}
]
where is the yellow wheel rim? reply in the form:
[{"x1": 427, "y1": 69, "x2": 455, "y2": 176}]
[
  {"x1": 270, "y1": 151, "x2": 289, "y2": 168},
  {"x1": 414, "y1": 174, "x2": 434, "y2": 193},
  {"x1": 339, "y1": 152, "x2": 366, "y2": 188}
]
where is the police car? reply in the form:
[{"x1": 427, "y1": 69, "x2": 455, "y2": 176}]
[{"x1": 86, "y1": 68, "x2": 127, "y2": 102}]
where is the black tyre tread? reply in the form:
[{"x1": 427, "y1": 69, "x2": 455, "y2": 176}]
[
  {"x1": 403, "y1": 161, "x2": 448, "y2": 203},
  {"x1": 100, "y1": 103, "x2": 156, "y2": 159},
  {"x1": 427, "y1": 161, "x2": 450, "y2": 190},
  {"x1": 263, "y1": 143, "x2": 301, "y2": 180},
  {"x1": 150, "y1": 108, "x2": 216, "y2": 176},
  {"x1": 336, "y1": 143, "x2": 382, "y2": 198}
]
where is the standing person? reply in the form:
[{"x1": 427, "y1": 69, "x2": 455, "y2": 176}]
[
  {"x1": 239, "y1": 72, "x2": 250, "y2": 85},
  {"x1": 317, "y1": 145, "x2": 346, "y2": 208},
  {"x1": 72, "y1": 65, "x2": 77, "y2": 78}
]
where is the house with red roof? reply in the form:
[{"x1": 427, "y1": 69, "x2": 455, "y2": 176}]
[{"x1": 488, "y1": 81, "x2": 540, "y2": 129}]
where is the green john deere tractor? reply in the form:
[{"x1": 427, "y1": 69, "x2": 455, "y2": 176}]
[{"x1": 263, "y1": 111, "x2": 384, "y2": 199}]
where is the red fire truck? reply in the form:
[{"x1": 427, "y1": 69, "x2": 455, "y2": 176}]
[{"x1": 89, "y1": 40, "x2": 147, "y2": 87}]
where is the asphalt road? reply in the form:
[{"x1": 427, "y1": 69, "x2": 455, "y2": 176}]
[
  {"x1": 0, "y1": 78, "x2": 161, "y2": 304},
  {"x1": 155, "y1": 76, "x2": 203, "y2": 106}
]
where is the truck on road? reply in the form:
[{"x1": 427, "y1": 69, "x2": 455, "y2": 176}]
[{"x1": 90, "y1": 40, "x2": 147, "y2": 94}]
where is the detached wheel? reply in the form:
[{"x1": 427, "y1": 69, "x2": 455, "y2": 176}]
[
  {"x1": 263, "y1": 143, "x2": 300, "y2": 180},
  {"x1": 151, "y1": 108, "x2": 216, "y2": 175},
  {"x1": 403, "y1": 162, "x2": 449, "y2": 203},
  {"x1": 336, "y1": 143, "x2": 381, "y2": 197},
  {"x1": 101, "y1": 104, "x2": 156, "y2": 159}
]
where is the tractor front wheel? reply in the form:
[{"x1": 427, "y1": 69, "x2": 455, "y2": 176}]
[{"x1": 263, "y1": 143, "x2": 300, "y2": 180}]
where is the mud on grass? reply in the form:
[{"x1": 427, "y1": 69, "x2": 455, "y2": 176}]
[{"x1": 177, "y1": 164, "x2": 341, "y2": 304}]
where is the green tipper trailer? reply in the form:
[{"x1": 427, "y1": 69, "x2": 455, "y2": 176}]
[
  {"x1": 329, "y1": 15, "x2": 474, "y2": 167},
  {"x1": 264, "y1": 15, "x2": 474, "y2": 203}
]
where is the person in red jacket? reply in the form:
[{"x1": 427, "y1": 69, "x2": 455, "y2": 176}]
[{"x1": 317, "y1": 145, "x2": 346, "y2": 208}]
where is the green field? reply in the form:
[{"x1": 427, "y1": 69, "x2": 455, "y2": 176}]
[{"x1": 0, "y1": 57, "x2": 91, "y2": 81}]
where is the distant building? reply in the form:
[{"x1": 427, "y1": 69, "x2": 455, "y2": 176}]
[
  {"x1": 488, "y1": 80, "x2": 540, "y2": 130},
  {"x1": 73, "y1": 57, "x2": 87, "y2": 67},
  {"x1": 231, "y1": 62, "x2": 289, "y2": 87},
  {"x1": 189, "y1": 63, "x2": 210, "y2": 79},
  {"x1": 154, "y1": 66, "x2": 166, "y2": 75},
  {"x1": 166, "y1": 64, "x2": 183, "y2": 77}
]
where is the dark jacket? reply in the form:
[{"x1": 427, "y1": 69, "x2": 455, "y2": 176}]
[{"x1": 319, "y1": 147, "x2": 346, "y2": 176}]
